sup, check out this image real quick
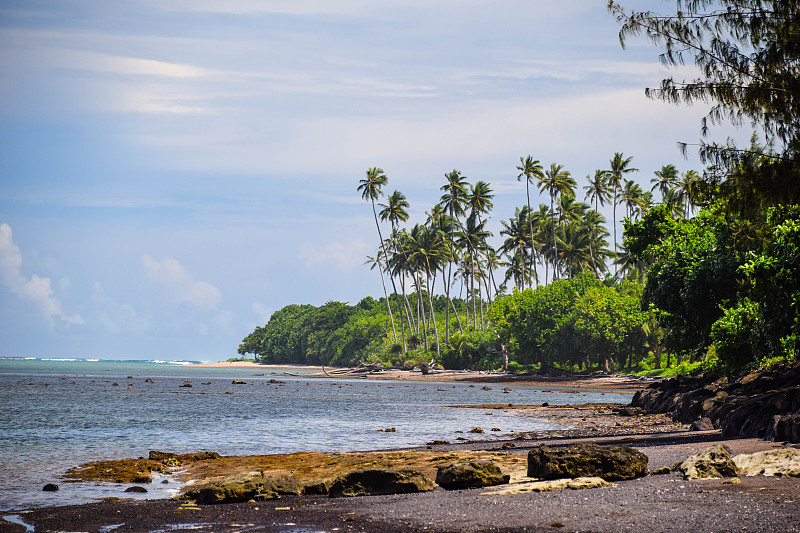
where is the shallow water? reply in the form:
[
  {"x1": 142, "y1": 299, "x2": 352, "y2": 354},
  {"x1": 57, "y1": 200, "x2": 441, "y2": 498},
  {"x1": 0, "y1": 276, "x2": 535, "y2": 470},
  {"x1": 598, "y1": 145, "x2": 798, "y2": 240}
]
[{"x1": 0, "y1": 358, "x2": 632, "y2": 511}]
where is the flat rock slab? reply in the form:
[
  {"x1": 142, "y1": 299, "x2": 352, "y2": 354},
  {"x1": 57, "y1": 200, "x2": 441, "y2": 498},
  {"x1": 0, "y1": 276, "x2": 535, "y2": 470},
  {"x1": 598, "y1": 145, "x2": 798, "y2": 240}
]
[
  {"x1": 182, "y1": 472, "x2": 304, "y2": 504},
  {"x1": 328, "y1": 468, "x2": 433, "y2": 497},
  {"x1": 734, "y1": 448, "x2": 800, "y2": 477},
  {"x1": 527, "y1": 443, "x2": 648, "y2": 481},
  {"x1": 482, "y1": 476, "x2": 610, "y2": 495},
  {"x1": 436, "y1": 460, "x2": 510, "y2": 490}
]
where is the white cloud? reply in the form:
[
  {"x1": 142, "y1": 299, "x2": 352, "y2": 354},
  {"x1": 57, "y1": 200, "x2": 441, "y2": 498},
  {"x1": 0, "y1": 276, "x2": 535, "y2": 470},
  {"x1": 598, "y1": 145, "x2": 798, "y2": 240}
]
[
  {"x1": 0, "y1": 223, "x2": 83, "y2": 327},
  {"x1": 141, "y1": 254, "x2": 223, "y2": 311},
  {"x1": 300, "y1": 239, "x2": 370, "y2": 272}
]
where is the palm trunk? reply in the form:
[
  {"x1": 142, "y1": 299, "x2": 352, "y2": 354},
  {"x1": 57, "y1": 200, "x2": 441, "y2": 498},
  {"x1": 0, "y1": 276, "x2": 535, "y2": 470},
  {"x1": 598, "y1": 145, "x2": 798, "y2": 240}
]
[
  {"x1": 525, "y1": 181, "x2": 536, "y2": 289},
  {"x1": 425, "y1": 266, "x2": 441, "y2": 361},
  {"x1": 371, "y1": 201, "x2": 397, "y2": 342}
]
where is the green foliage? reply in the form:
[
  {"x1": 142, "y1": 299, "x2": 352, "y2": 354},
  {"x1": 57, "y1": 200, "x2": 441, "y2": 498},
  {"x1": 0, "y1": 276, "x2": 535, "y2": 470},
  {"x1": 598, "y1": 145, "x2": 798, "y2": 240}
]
[
  {"x1": 488, "y1": 273, "x2": 647, "y2": 371},
  {"x1": 440, "y1": 329, "x2": 501, "y2": 370}
]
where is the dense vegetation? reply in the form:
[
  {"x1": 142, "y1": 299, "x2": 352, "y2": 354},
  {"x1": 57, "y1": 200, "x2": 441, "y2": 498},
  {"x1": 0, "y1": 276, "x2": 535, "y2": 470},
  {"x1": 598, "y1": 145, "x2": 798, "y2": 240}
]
[{"x1": 240, "y1": 1, "x2": 798, "y2": 377}]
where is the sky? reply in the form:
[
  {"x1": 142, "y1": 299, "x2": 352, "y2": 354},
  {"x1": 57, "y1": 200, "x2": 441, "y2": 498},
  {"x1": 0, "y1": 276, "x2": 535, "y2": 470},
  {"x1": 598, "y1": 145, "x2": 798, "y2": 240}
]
[{"x1": 0, "y1": 1, "x2": 737, "y2": 360}]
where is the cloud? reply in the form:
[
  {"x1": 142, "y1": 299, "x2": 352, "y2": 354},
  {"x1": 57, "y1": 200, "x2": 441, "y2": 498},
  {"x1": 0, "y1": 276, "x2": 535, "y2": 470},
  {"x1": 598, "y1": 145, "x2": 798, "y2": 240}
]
[
  {"x1": 141, "y1": 254, "x2": 223, "y2": 311},
  {"x1": 0, "y1": 223, "x2": 83, "y2": 327},
  {"x1": 300, "y1": 240, "x2": 370, "y2": 272}
]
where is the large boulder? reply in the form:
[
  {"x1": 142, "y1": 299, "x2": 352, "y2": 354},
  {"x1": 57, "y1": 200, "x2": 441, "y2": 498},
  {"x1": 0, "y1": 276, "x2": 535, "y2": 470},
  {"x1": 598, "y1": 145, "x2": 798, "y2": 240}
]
[
  {"x1": 182, "y1": 472, "x2": 304, "y2": 504},
  {"x1": 527, "y1": 443, "x2": 648, "y2": 481},
  {"x1": 675, "y1": 444, "x2": 739, "y2": 480},
  {"x1": 328, "y1": 468, "x2": 433, "y2": 498},
  {"x1": 435, "y1": 460, "x2": 510, "y2": 490},
  {"x1": 733, "y1": 448, "x2": 800, "y2": 477}
]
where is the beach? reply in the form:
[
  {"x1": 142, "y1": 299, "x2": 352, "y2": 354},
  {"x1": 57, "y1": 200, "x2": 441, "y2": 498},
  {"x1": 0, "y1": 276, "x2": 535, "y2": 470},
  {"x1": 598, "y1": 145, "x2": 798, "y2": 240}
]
[{"x1": 3, "y1": 367, "x2": 799, "y2": 532}]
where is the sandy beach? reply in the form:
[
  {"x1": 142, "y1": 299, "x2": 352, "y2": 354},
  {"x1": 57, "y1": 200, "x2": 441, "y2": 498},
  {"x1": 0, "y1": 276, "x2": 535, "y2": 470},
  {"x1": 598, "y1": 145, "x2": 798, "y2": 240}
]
[{"x1": 189, "y1": 361, "x2": 653, "y2": 392}]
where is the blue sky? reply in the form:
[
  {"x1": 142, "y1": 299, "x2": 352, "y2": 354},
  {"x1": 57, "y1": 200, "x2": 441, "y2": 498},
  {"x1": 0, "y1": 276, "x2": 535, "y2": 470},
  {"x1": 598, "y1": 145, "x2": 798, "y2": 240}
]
[{"x1": 0, "y1": 1, "x2": 730, "y2": 360}]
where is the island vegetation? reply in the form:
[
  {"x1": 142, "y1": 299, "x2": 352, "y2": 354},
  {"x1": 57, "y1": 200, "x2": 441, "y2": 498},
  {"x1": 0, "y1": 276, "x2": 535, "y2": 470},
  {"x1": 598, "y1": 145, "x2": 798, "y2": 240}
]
[{"x1": 240, "y1": 0, "x2": 798, "y2": 379}]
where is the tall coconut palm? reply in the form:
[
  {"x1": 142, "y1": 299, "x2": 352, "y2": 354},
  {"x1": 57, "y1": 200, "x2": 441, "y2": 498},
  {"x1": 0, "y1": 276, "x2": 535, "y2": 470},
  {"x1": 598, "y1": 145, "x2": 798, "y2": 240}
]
[
  {"x1": 406, "y1": 224, "x2": 449, "y2": 361},
  {"x1": 440, "y1": 170, "x2": 469, "y2": 345},
  {"x1": 582, "y1": 209, "x2": 611, "y2": 276},
  {"x1": 357, "y1": 167, "x2": 397, "y2": 342},
  {"x1": 619, "y1": 179, "x2": 647, "y2": 221},
  {"x1": 537, "y1": 163, "x2": 576, "y2": 280},
  {"x1": 499, "y1": 206, "x2": 531, "y2": 290},
  {"x1": 516, "y1": 156, "x2": 544, "y2": 286},
  {"x1": 678, "y1": 170, "x2": 702, "y2": 216},
  {"x1": 607, "y1": 153, "x2": 638, "y2": 259},
  {"x1": 584, "y1": 169, "x2": 612, "y2": 215},
  {"x1": 664, "y1": 187, "x2": 687, "y2": 218},
  {"x1": 529, "y1": 204, "x2": 552, "y2": 284},
  {"x1": 379, "y1": 190, "x2": 410, "y2": 352},
  {"x1": 651, "y1": 164, "x2": 679, "y2": 202}
]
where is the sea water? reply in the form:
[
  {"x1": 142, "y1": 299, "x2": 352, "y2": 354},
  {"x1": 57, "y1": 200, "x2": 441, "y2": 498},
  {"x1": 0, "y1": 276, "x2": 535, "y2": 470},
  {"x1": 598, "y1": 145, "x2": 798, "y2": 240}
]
[{"x1": 0, "y1": 357, "x2": 632, "y2": 511}]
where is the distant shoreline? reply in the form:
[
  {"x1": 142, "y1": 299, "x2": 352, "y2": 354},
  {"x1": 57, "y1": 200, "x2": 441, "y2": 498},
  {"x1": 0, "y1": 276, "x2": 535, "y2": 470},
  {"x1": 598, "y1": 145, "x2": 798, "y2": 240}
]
[{"x1": 186, "y1": 361, "x2": 651, "y2": 391}]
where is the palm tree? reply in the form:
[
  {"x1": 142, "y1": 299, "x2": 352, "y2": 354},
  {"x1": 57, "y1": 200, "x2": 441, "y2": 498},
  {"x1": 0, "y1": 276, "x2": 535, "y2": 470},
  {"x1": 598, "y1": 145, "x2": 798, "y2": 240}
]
[
  {"x1": 582, "y1": 209, "x2": 611, "y2": 276},
  {"x1": 607, "y1": 153, "x2": 638, "y2": 259},
  {"x1": 664, "y1": 187, "x2": 687, "y2": 218},
  {"x1": 440, "y1": 170, "x2": 469, "y2": 345},
  {"x1": 516, "y1": 156, "x2": 544, "y2": 286},
  {"x1": 406, "y1": 224, "x2": 449, "y2": 361},
  {"x1": 619, "y1": 179, "x2": 647, "y2": 221},
  {"x1": 651, "y1": 164, "x2": 679, "y2": 202},
  {"x1": 499, "y1": 207, "x2": 531, "y2": 290},
  {"x1": 357, "y1": 167, "x2": 397, "y2": 342},
  {"x1": 379, "y1": 190, "x2": 410, "y2": 352},
  {"x1": 529, "y1": 204, "x2": 552, "y2": 284},
  {"x1": 538, "y1": 163, "x2": 576, "y2": 280},
  {"x1": 678, "y1": 170, "x2": 702, "y2": 216},
  {"x1": 584, "y1": 169, "x2": 612, "y2": 215}
]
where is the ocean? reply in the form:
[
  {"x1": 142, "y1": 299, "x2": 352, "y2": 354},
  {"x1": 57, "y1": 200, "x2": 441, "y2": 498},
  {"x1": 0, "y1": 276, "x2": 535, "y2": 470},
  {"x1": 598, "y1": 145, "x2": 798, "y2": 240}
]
[{"x1": 0, "y1": 357, "x2": 632, "y2": 511}]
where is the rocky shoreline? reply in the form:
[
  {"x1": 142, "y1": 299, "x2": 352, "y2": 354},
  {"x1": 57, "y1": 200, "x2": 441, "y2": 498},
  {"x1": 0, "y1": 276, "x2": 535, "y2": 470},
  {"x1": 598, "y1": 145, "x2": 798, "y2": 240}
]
[
  {"x1": 4, "y1": 393, "x2": 800, "y2": 533},
  {"x1": 630, "y1": 361, "x2": 800, "y2": 442},
  {"x1": 4, "y1": 368, "x2": 800, "y2": 532}
]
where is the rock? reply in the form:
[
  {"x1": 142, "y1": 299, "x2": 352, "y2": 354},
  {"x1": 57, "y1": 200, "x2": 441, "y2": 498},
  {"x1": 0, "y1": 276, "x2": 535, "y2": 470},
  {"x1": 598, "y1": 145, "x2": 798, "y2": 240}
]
[
  {"x1": 649, "y1": 466, "x2": 671, "y2": 475},
  {"x1": 468, "y1": 427, "x2": 485, "y2": 434},
  {"x1": 676, "y1": 444, "x2": 739, "y2": 480},
  {"x1": 426, "y1": 440, "x2": 450, "y2": 445},
  {"x1": 42, "y1": 483, "x2": 59, "y2": 492},
  {"x1": 733, "y1": 448, "x2": 800, "y2": 477},
  {"x1": 690, "y1": 417, "x2": 715, "y2": 431},
  {"x1": 483, "y1": 477, "x2": 609, "y2": 495},
  {"x1": 328, "y1": 468, "x2": 433, "y2": 497},
  {"x1": 629, "y1": 360, "x2": 800, "y2": 442},
  {"x1": 181, "y1": 472, "x2": 304, "y2": 504},
  {"x1": 232, "y1": 379, "x2": 247, "y2": 384},
  {"x1": 303, "y1": 479, "x2": 332, "y2": 495},
  {"x1": 435, "y1": 460, "x2": 510, "y2": 490},
  {"x1": 124, "y1": 486, "x2": 148, "y2": 493},
  {"x1": 527, "y1": 443, "x2": 648, "y2": 481}
]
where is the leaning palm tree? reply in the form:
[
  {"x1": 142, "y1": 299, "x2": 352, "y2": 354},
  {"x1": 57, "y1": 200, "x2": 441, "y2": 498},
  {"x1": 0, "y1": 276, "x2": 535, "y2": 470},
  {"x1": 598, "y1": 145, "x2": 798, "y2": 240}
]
[
  {"x1": 516, "y1": 156, "x2": 544, "y2": 285},
  {"x1": 537, "y1": 163, "x2": 576, "y2": 280},
  {"x1": 651, "y1": 164, "x2": 679, "y2": 203},
  {"x1": 607, "y1": 153, "x2": 638, "y2": 259},
  {"x1": 357, "y1": 167, "x2": 397, "y2": 342}
]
